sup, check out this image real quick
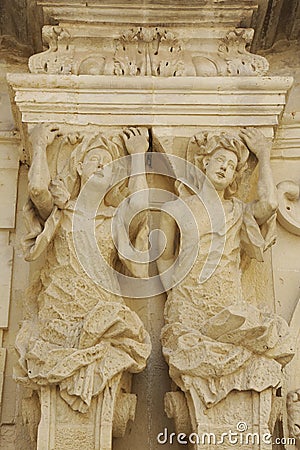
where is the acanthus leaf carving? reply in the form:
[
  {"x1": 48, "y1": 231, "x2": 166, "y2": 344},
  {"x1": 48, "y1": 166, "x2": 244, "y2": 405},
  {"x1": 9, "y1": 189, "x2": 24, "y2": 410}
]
[
  {"x1": 28, "y1": 26, "x2": 73, "y2": 74},
  {"x1": 218, "y1": 28, "x2": 269, "y2": 76},
  {"x1": 28, "y1": 25, "x2": 269, "y2": 78},
  {"x1": 113, "y1": 27, "x2": 185, "y2": 77}
]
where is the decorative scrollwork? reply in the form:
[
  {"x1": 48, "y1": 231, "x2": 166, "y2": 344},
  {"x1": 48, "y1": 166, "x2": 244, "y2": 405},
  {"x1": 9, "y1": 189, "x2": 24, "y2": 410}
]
[
  {"x1": 114, "y1": 27, "x2": 185, "y2": 77},
  {"x1": 218, "y1": 29, "x2": 269, "y2": 76},
  {"x1": 28, "y1": 26, "x2": 73, "y2": 74},
  {"x1": 277, "y1": 180, "x2": 300, "y2": 236}
]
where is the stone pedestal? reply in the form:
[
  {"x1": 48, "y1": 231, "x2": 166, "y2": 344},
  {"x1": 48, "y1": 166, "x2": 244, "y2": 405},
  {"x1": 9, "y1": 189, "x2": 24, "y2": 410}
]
[
  {"x1": 37, "y1": 373, "x2": 136, "y2": 450},
  {"x1": 166, "y1": 389, "x2": 274, "y2": 450}
]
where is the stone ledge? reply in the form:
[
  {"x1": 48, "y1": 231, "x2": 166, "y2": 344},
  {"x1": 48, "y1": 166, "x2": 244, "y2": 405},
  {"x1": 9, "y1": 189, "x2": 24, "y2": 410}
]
[
  {"x1": 37, "y1": 0, "x2": 257, "y2": 27},
  {"x1": 7, "y1": 74, "x2": 293, "y2": 127},
  {"x1": 273, "y1": 112, "x2": 300, "y2": 157}
]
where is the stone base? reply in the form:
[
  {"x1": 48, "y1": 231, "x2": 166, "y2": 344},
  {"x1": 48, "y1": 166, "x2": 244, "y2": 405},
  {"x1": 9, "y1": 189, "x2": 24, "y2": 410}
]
[
  {"x1": 37, "y1": 373, "x2": 136, "y2": 450},
  {"x1": 166, "y1": 388, "x2": 274, "y2": 450}
]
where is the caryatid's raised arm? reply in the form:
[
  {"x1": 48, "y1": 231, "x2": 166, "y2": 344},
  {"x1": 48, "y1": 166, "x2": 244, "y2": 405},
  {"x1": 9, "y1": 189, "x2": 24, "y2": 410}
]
[
  {"x1": 27, "y1": 124, "x2": 61, "y2": 220},
  {"x1": 113, "y1": 128, "x2": 150, "y2": 278},
  {"x1": 239, "y1": 128, "x2": 278, "y2": 225}
]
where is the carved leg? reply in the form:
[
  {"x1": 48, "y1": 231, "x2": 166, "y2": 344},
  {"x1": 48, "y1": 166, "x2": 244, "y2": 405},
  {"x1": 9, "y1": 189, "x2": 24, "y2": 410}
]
[{"x1": 255, "y1": 390, "x2": 273, "y2": 450}]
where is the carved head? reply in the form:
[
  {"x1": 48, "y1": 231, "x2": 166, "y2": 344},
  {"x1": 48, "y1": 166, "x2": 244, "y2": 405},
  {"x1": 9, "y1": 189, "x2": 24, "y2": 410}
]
[
  {"x1": 187, "y1": 131, "x2": 249, "y2": 197},
  {"x1": 73, "y1": 133, "x2": 129, "y2": 206},
  {"x1": 53, "y1": 132, "x2": 122, "y2": 205},
  {"x1": 203, "y1": 148, "x2": 238, "y2": 191},
  {"x1": 77, "y1": 147, "x2": 113, "y2": 186}
]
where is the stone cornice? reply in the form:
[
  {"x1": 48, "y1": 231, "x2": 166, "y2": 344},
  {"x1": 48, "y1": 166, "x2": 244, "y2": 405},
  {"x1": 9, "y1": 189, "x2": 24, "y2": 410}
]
[
  {"x1": 37, "y1": 0, "x2": 258, "y2": 27},
  {"x1": 0, "y1": 130, "x2": 20, "y2": 144},
  {"x1": 272, "y1": 112, "x2": 300, "y2": 159},
  {"x1": 7, "y1": 74, "x2": 293, "y2": 127},
  {"x1": 9, "y1": 73, "x2": 292, "y2": 90}
]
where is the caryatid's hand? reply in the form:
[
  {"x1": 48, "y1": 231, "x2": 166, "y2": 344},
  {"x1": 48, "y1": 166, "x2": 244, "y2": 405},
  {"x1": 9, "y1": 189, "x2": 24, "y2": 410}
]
[
  {"x1": 29, "y1": 123, "x2": 62, "y2": 152},
  {"x1": 239, "y1": 127, "x2": 272, "y2": 160},
  {"x1": 122, "y1": 127, "x2": 149, "y2": 154}
]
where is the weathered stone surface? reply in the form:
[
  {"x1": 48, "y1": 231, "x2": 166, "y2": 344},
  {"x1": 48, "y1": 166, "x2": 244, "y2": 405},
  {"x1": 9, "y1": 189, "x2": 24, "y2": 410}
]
[
  {"x1": 8, "y1": 75, "x2": 292, "y2": 130},
  {"x1": 157, "y1": 128, "x2": 294, "y2": 448},
  {"x1": 1, "y1": 2, "x2": 300, "y2": 450},
  {"x1": 13, "y1": 125, "x2": 152, "y2": 449},
  {"x1": 0, "y1": 132, "x2": 20, "y2": 228}
]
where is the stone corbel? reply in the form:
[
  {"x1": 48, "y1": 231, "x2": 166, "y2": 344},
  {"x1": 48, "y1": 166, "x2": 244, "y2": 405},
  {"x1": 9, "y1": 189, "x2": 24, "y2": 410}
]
[
  {"x1": 28, "y1": 26, "x2": 73, "y2": 75},
  {"x1": 27, "y1": 1, "x2": 265, "y2": 77},
  {"x1": 218, "y1": 29, "x2": 269, "y2": 76},
  {"x1": 193, "y1": 28, "x2": 269, "y2": 77},
  {"x1": 277, "y1": 181, "x2": 300, "y2": 236}
]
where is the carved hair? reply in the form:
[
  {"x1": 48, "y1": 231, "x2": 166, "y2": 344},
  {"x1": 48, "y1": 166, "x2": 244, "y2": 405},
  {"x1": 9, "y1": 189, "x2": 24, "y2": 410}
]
[
  {"x1": 187, "y1": 131, "x2": 249, "y2": 197},
  {"x1": 50, "y1": 132, "x2": 125, "y2": 208}
]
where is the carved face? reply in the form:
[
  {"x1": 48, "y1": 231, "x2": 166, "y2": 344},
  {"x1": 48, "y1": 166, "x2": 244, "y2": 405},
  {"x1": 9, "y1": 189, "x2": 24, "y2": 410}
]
[
  {"x1": 203, "y1": 149, "x2": 238, "y2": 191},
  {"x1": 79, "y1": 148, "x2": 113, "y2": 186}
]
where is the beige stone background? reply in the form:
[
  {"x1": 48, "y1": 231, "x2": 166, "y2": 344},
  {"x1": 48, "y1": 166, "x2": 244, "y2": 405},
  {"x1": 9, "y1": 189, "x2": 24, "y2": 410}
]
[{"x1": 0, "y1": 1, "x2": 300, "y2": 449}]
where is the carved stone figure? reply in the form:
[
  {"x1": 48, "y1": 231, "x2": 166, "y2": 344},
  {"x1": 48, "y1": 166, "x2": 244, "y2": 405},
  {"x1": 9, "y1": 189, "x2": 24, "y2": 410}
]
[
  {"x1": 15, "y1": 125, "x2": 151, "y2": 446},
  {"x1": 158, "y1": 128, "x2": 295, "y2": 441}
]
